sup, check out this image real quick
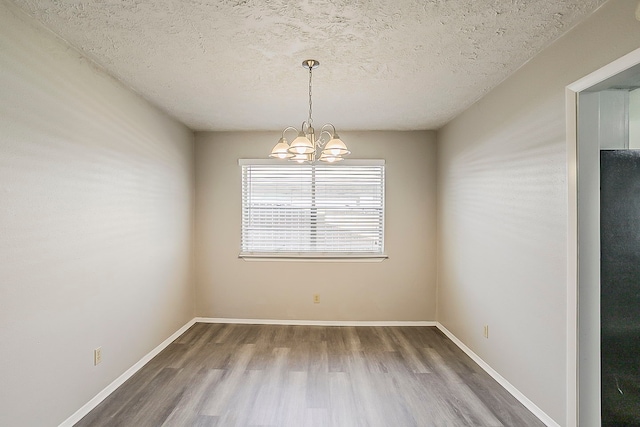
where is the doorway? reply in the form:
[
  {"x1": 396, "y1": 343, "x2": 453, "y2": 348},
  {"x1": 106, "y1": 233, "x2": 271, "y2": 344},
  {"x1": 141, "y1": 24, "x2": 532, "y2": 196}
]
[{"x1": 570, "y1": 49, "x2": 640, "y2": 427}]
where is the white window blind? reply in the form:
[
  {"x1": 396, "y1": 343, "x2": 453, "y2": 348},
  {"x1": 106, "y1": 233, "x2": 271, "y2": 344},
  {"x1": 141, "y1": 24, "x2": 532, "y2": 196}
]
[{"x1": 240, "y1": 160, "x2": 385, "y2": 258}]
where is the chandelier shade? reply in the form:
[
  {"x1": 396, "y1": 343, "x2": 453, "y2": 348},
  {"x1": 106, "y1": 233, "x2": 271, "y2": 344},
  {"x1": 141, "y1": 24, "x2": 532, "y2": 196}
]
[
  {"x1": 319, "y1": 152, "x2": 344, "y2": 163},
  {"x1": 322, "y1": 135, "x2": 350, "y2": 157},
  {"x1": 269, "y1": 60, "x2": 350, "y2": 163},
  {"x1": 291, "y1": 153, "x2": 312, "y2": 163},
  {"x1": 289, "y1": 132, "x2": 314, "y2": 155},
  {"x1": 268, "y1": 137, "x2": 293, "y2": 159}
]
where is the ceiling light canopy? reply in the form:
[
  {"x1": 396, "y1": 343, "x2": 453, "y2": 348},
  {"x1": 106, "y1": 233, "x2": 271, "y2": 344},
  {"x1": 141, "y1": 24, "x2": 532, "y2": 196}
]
[{"x1": 270, "y1": 60, "x2": 350, "y2": 163}]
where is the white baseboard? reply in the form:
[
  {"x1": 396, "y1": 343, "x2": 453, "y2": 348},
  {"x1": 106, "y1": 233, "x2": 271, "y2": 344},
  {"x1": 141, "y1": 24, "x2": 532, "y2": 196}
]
[
  {"x1": 435, "y1": 322, "x2": 561, "y2": 427},
  {"x1": 58, "y1": 318, "x2": 197, "y2": 427},
  {"x1": 195, "y1": 317, "x2": 437, "y2": 327}
]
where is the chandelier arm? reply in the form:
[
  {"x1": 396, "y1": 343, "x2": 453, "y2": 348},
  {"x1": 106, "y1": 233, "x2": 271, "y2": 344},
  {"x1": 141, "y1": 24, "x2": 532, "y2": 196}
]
[
  {"x1": 320, "y1": 123, "x2": 337, "y2": 135},
  {"x1": 317, "y1": 129, "x2": 333, "y2": 148},
  {"x1": 282, "y1": 126, "x2": 298, "y2": 139},
  {"x1": 317, "y1": 123, "x2": 338, "y2": 148}
]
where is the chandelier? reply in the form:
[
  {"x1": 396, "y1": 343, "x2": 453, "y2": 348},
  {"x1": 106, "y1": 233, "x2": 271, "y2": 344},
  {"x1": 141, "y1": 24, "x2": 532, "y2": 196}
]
[{"x1": 269, "y1": 59, "x2": 350, "y2": 163}]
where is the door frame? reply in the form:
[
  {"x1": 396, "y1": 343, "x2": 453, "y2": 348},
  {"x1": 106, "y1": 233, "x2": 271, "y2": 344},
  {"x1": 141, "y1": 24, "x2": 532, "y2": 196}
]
[{"x1": 566, "y1": 47, "x2": 640, "y2": 427}]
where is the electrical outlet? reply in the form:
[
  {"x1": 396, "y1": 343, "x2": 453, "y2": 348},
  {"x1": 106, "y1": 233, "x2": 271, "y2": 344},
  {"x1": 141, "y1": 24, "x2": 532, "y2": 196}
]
[
  {"x1": 94, "y1": 347, "x2": 102, "y2": 365},
  {"x1": 313, "y1": 294, "x2": 320, "y2": 304},
  {"x1": 483, "y1": 325, "x2": 489, "y2": 339}
]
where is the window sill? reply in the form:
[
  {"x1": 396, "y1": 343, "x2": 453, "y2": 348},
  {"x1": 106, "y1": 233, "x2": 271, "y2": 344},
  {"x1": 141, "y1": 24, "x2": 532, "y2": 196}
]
[{"x1": 238, "y1": 253, "x2": 388, "y2": 263}]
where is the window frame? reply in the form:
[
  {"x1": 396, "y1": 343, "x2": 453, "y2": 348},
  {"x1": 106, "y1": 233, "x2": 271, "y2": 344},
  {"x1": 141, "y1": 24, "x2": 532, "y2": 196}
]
[{"x1": 238, "y1": 159, "x2": 387, "y2": 262}]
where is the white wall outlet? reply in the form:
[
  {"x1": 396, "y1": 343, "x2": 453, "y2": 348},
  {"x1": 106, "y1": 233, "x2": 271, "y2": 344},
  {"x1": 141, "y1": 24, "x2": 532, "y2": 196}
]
[
  {"x1": 94, "y1": 347, "x2": 102, "y2": 365},
  {"x1": 313, "y1": 294, "x2": 320, "y2": 304},
  {"x1": 483, "y1": 325, "x2": 489, "y2": 339}
]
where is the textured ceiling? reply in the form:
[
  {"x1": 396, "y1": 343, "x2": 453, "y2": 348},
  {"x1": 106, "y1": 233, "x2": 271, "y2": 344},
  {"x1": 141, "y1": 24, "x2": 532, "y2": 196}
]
[{"x1": 11, "y1": 0, "x2": 607, "y2": 131}]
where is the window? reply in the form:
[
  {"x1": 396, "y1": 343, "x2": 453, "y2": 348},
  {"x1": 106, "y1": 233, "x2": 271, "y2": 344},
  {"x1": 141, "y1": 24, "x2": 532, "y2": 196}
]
[{"x1": 240, "y1": 159, "x2": 385, "y2": 259}]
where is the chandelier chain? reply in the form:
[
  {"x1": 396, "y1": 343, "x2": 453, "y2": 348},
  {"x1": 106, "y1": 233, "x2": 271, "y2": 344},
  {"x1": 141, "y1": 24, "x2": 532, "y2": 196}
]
[{"x1": 308, "y1": 66, "x2": 313, "y2": 127}]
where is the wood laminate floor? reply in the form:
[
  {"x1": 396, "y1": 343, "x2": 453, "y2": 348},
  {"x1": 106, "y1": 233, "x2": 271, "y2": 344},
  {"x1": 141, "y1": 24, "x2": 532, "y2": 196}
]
[{"x1": 75, "y1": 324, "x2": 547, "y2": 427}]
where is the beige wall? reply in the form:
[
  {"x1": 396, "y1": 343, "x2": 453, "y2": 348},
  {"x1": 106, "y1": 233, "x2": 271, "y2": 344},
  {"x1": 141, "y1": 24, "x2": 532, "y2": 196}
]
[
  {"x1": 436, "y1": 0, "x2": 640, "y2": 424},
  {"x1": 0, "y1": 2, "x2": 195, "y2": 425},
  {"x1": 195, "y1": 131, "x2": 436, "y2": 321}
]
